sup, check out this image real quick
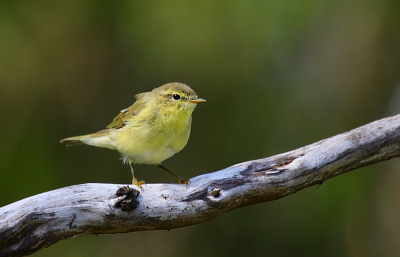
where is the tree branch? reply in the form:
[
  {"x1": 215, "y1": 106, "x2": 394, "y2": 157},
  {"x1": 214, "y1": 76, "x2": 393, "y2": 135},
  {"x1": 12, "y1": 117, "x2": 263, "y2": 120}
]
[{"x1": 2, "y1": 114, "x2": 400, "y2": 257}]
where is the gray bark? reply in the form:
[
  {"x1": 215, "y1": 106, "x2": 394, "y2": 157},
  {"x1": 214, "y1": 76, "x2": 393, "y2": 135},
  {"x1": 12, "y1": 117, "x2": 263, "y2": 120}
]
[{"x1": 2, "y1": 114, "x2": 400, "y2": 257}]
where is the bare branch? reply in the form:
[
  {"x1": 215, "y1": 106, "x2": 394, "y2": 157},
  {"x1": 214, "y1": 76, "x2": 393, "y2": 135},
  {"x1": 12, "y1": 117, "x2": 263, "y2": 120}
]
[{"x1": 2, "y1": 114, "x2": 400, "y2": 257}]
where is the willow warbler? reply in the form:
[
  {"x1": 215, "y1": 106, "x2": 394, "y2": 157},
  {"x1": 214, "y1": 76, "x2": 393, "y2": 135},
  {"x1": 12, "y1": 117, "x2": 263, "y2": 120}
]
[{"x1": 60, "y1": 82, "x2": 205, "y2": 187}]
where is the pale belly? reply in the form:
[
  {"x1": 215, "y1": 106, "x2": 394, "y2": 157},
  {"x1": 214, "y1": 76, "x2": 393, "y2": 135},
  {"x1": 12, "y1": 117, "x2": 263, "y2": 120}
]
[
  {"x1": 122, "y1": 144, "x2": 177, "y2": 164},
  {"x1": 112, "y1": 122, "x2": 191, "y2": 165}
]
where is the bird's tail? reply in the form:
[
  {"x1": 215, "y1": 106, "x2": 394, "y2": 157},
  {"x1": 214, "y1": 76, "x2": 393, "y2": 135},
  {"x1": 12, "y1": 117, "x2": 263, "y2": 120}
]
[
  {"x1": 60, "y1": 129, "x2": 116, "y2": 150},
  {"x1": 60, "y1": 135, "x2": 87, "y2": 146}
]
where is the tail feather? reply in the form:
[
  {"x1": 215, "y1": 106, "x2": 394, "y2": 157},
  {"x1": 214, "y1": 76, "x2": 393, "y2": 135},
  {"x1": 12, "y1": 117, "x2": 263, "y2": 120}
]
[
  {"x1": 60, "y1": 136, "x2": 86, "y2": 147},
  {"x1": 60, "y1": 129, "x2": 116, "y2": 150}
]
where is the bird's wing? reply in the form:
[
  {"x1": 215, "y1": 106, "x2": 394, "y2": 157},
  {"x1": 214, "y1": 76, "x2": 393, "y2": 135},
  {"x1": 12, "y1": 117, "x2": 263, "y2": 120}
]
[{"x1": 106, "y1": 92, "x2": 148, "y2": 129}]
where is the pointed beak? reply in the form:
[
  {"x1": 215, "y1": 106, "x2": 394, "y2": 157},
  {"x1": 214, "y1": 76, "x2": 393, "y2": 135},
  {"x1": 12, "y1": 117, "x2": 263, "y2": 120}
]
[{"x1": 189, "y1": 97, "x2": 206, "y2": 104}]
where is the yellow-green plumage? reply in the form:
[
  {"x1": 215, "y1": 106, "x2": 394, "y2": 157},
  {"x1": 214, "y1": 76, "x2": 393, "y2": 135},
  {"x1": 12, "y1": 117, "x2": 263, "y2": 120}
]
[{"x1": 60, "y1": 82, "x2": 205, "y2": 186}]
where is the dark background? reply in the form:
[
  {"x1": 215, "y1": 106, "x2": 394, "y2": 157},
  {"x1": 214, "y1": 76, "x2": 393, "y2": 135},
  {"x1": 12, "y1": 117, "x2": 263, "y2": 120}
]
[{"x1": 1, "y1": 1, "x2": 400, "y2": 256}]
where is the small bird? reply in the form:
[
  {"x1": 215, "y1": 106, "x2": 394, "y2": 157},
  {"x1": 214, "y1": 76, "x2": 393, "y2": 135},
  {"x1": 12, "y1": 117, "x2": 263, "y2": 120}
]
[{"x1": 60, "y1": 82, "x2": 205, "y2": 187}]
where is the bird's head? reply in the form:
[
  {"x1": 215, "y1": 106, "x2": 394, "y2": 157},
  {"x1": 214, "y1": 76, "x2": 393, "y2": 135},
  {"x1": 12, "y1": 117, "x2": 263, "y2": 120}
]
[{"x1": 153, "y1": 82, "x2": 206, "y2": 114}]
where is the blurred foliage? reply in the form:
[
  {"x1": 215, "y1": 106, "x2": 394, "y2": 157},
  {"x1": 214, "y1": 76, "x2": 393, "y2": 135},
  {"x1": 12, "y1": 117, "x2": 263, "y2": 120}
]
[{"x1": 1, "y1": 1, "x2": 400, "y2": 256}]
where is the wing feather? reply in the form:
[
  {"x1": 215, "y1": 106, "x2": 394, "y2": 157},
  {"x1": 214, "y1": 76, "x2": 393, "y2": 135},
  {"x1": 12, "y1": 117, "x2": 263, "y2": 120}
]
[{"x1": 106, "y1": 92, "x2": 149, "y2": 129}]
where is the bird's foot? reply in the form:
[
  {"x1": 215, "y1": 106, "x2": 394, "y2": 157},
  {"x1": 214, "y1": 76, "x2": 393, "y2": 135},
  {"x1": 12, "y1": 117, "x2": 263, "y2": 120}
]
[
  {"x1": 132, "y1": 178, "x2": 146, "y2": 190},
  {"x1": 176, "y1": 177, "x2": 190, "y2": 189}
]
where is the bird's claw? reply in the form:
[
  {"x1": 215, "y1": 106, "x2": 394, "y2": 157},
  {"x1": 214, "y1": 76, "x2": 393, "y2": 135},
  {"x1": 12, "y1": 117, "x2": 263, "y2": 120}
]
[
  {"x1": 176, "y1": 177, "x2": 190, "y2": 189},
  {"x1": 132, "y1": 179, "x2": 146, "y2": 191}
]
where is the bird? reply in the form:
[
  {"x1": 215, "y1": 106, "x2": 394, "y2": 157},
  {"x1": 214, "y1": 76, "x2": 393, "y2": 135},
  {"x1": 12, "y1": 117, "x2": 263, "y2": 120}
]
[{"x1": 60, "y1": 82, "x2": 205, "y2": 188}]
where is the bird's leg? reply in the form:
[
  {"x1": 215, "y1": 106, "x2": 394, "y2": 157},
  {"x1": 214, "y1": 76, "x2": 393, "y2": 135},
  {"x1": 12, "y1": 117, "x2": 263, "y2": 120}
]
[
  {"x1": 130, "y1": 162, "x2": 145, "y2": 188},
  {"x1": 157, "y1": 164, "x2": 189, "y2": 187}
]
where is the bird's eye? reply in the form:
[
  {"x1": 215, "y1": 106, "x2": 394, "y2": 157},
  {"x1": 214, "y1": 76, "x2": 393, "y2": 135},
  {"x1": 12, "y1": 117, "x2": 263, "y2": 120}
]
[{"x1": 172, "y1": 94, "x2": 181, "y2": 100}]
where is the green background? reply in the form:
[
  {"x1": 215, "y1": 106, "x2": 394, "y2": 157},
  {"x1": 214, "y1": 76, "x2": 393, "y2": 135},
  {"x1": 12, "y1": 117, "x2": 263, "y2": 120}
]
[{"x1": 1, "y1": 1, "x2": 400, "y2": 256}]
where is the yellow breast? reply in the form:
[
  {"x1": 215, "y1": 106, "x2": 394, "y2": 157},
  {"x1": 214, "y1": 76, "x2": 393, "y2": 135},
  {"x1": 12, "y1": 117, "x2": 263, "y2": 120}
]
[{"x1": 113, "y1": 105, "x2": 193, "y2": 165}]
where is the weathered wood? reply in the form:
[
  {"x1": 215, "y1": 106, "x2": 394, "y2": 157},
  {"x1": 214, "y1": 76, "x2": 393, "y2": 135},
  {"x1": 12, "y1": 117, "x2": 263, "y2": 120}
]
[{"x1": 2, "y1": 114, "x2": 400, "y2": 257}]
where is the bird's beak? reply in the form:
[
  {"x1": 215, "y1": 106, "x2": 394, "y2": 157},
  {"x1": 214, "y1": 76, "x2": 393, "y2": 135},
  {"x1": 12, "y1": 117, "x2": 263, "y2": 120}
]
[{"x1": 189, "y1": 97, "x2": 206, "y2": 104}]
